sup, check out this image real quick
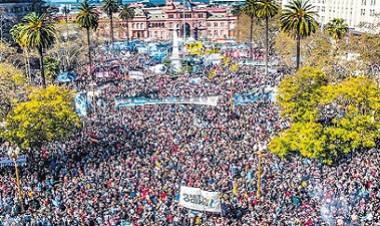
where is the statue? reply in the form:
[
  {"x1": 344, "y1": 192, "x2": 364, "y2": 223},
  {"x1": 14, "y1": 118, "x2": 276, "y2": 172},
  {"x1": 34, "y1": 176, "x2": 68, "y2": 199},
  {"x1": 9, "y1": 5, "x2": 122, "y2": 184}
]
[{"x1": 170, "y1": 27, "x2": 182, "y2": 73}]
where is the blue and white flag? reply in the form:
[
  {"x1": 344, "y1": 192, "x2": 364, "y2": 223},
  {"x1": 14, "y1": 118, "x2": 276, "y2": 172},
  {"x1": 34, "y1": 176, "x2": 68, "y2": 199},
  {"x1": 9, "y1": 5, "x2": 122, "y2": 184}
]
[
  {"x1": 115, "y1": 96, "x2": 220, "y2": 108},
  {"x1": 75, "y1": 92, "x2": 89, "y2": 116},
  {"x1": 233, "y1": 92, "x2": 272, "y2": 106},
  {"x1": 0, "y1": 155, "x2": 27, "y2": 168},
  {"x1": 55, "y1": 71, "x2": 77, "y2": 83}
]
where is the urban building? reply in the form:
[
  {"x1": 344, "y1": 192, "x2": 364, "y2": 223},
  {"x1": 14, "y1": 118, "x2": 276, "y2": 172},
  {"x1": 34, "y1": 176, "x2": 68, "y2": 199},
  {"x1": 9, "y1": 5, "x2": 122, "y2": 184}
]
[
  {"x1": 0, "y1": 0, "x2": 33, "y2": 41},
  {"x1": 282, "y1": 0, "x2": 380, "y2": 32},
  {"x1": 208, "y1": 0, "x2": 244, "y2": 5},
  {"x1": 61, "y1": 0, "x2": 237, "y2": 41}
]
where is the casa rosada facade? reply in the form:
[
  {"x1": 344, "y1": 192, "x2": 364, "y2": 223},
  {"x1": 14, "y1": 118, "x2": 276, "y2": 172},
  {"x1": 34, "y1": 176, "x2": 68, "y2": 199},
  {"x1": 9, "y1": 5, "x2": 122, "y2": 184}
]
[{"x1": 61, "y1": 1, "x2": 237, "y2": 41}]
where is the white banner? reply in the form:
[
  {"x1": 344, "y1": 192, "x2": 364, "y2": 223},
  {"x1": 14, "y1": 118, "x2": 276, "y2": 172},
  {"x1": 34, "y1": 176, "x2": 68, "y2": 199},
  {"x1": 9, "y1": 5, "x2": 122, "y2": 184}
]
[
  {"x1": 179, "y1": 186, "x2": 221, "y2": 213},
  {"x1": 115, "y1": 96, "x2": 220, "y2": 108}
]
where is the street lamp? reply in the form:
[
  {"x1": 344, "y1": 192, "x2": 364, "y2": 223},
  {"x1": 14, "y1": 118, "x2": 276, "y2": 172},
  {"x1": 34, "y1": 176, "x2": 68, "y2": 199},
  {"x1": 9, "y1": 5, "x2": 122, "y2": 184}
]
[
  {"x1": 6, "y1": 144, "x2": 24, "y2": 212},
  {"x1": 89, "y1": 81, "x2": 98, "y2": 115},
  {"x1": 255, "y1": 142, "x2": 267, "y2": 200},
  {"x1": 0, "y1": 7, "x2": 5, "y2": 43}
]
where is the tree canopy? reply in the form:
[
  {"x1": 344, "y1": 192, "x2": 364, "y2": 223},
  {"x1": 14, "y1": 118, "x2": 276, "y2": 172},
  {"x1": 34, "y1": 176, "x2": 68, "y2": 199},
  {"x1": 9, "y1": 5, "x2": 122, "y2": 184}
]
[
  {"x1": 270, "y1": 67, "x2": 380, "y2": 163},
  {"x1": 1, "y1": 85, "x2": 81, "y2": 150},
  {"x1": 0, "y1": 63, "x2": 27, "y2": 120},
  {"x1": 324, "y1": 18, "x2": 349, "y2": 41},
  {"x1": 280, "y1": 0, "x2": 318, "y2": 70}
]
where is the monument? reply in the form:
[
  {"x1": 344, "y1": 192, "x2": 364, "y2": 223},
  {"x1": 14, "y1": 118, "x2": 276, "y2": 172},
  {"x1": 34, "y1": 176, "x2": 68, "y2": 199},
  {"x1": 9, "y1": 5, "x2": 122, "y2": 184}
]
[{"x1": 170, "y1": 27, "x2": 182, "y2": 73}]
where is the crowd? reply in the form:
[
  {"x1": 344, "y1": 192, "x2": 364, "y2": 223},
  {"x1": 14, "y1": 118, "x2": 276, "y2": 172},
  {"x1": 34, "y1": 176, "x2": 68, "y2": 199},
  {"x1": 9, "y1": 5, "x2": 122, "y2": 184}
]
[{"x1": 0, "y1": 46, "x2": 379, "y2": 226}]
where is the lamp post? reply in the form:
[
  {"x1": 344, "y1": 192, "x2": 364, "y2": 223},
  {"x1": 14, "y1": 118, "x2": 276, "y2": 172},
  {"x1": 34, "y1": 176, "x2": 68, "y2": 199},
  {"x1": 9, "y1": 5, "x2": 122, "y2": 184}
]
[
  {"x1": 6, "y1": 144, "x2": 24, "y2": 212},
  {"x1": 256, "y1": 143, "x2": 267, "y2": 200},
  {"x1": 0, "y1": 7, "x2": 4, "y2": 43},
  {"x1": 89, "y1": 81, "x2": 98, "y2": 116}
]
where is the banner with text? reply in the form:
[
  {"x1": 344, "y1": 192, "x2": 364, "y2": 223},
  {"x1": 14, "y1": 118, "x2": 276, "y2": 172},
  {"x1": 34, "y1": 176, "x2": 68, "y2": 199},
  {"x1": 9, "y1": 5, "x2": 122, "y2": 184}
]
[
  {"x1": 0, "y1": 155, "x2": 27, "y2": 168},
  {"x1": 233, "y1": 91, "x2": 274, "y2": 106},
  {"x1": 115, "y1": 96, "x2": 220, "y2": 108},
  {"x1": 179, "y1": 186, "x2": 221, "y2": 213}
]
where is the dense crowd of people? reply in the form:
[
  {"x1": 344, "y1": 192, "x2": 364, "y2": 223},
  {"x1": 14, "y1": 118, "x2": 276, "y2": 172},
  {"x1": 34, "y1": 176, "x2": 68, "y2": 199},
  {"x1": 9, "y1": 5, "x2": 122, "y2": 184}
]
[{"x1": 0, "y1": 44, "x2": 379, "y2": 226}]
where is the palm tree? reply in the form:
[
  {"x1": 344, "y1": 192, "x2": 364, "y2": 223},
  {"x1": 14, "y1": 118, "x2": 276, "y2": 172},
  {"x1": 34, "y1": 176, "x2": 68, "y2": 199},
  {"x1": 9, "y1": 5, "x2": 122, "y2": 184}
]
[
  {"x1": 31, "y1": 0, "x2": 45, "y2": 13},
  {"x1": 280, "y1": 0, "x2": 318, "y2": 70},
  {"x1": 76, "y1": 0, "x2": 99, "y2": 79},
  {"x1": 231, "y1": 4, "x2": 242, "y2": 41},
  {"x1": 102, "y1": 0, "x2": 119, "y2": 44},
  {"x1": 242, "y1": 0, "x2": 259, "y2": 60},
  {"x1": 62, "y1": 5, "x2": 71, "y2": 41},
  {"x1": 10, "y1": 24, "x2": 31, "y2": 81},
  {"x1": 119, "y1": 5, "x2": 135, "y2": 42},
  {"x1": 325, "y1": 18, "x2": 349, "y2": 42},
  {"x1": 256, "y1": 0, "x2": 279, "y2": 77},
  {"x1": 16, "y1": 12, "x2": 55, "y2": 87}
]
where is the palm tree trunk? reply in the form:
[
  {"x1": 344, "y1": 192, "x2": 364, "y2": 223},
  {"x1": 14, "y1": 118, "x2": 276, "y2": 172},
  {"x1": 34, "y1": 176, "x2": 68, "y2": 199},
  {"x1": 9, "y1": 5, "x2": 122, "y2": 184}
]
[
  {"x1": 250, "y1": 15, "x2": 254, "y2": 60},
  {"x1": 296, "y1": 34, "x2": 301, "y2": 70},
  {"x1": 265, "y1": 16, "x2": 269, "y2": 78},
  {"x1": 236, "y1": 15, "x2": 240, "y2": 41},
  {"x1": 26, "y1": 49, "x2": 31, "y2": 83},
  {"x1": 86, "y1": 28, "x2": 93, "y2": 80},
  {"x1": 23, "y1": 50, "x2": 28, "y2": 79},
  {"x1": 126, "y1": 19, "x2": 129, "y2": 42},
  {"x1": 38, "y1": 46, "x2": 46, "y2": 88},
  {"x1": 110, "y1": 14, "x2": 114, "y2": 43}
]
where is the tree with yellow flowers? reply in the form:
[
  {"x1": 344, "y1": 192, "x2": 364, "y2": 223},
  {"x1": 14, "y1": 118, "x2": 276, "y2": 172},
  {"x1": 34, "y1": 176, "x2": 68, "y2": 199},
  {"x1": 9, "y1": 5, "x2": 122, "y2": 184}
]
[
  {"x1": 270, "y1": 67, "x2": 380, "y2": 164},
  {"x1": 1, "y1": 85, "x2": 81, "y2": 150}
]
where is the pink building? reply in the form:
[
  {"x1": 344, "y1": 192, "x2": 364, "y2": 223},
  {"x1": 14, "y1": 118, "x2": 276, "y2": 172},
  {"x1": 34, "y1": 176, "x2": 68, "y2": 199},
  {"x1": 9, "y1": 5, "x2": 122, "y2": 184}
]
[{"x1": 96, "y1": 1, "x2": 237, "y2": 41}]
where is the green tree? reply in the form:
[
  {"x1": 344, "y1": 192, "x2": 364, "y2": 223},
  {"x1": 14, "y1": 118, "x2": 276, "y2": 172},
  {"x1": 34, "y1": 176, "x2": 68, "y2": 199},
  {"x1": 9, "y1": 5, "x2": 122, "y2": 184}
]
[
  {"x1": 119, "y1": 5, "x2": 135, "y2": 42},
  {"x1": 0, "y1": 63, "x2": 27, "y2": 120},
  {"x1": 350, "y1": 34, "x2": 380, "y2": 80},
  {"x1": 31, "y1": 0, "x2": 45, "y2": 13},
  {"x1": 231, "y1": 4, "x2": 242, "y2": 41},
  {"x1": 102, "y1": 0, "x2": 119, "y2": 43},
  {"x1": 76, "y1": 0, "x2": 99, "y2": 78},
  {"x1": 44, "y1": 56, "x2": 60, "y2": 82},
  {"x1": 324, "y1": 18, "x2": 349, "y2": 42},
  {"x1": 10, "y1": 24, "x2": 31, "y2": 80},
  {"x1": 15, "y1": 12, "x2": 56, "y2": 87},
  {"x1": 47, "y1": 23, "x2": 87, "y2": 72},
  {"x1": 274, "y1": 30, "x2": 357, "y2": 81},
  {"x1": 256, "y1": 0, "x2": 279, "y2": 77},
  {"x1": 270, "y1": 67, "x2": 380, "y2": 163},
  {"x1": 63, "y1": 5, "x2": 71, "y2": 24},
  {"x1": 280, "y1": 0, "x2": 318, "y2": 70},
  {"x1": 1, "y1": 85, "x2": 81, "y2": 150},
  {"x1": 277, "y1": 66, "x2": 328, "y2": 122},
  {"x1": 242, "y1": 0, "x2": 259, "y2": 59}
]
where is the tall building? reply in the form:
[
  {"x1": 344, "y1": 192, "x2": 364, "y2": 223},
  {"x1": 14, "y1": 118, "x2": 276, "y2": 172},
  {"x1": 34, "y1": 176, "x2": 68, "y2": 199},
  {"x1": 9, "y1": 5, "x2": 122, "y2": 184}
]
[{"x1": 281, "y1": 0, "x2": 380, "y2": 32}]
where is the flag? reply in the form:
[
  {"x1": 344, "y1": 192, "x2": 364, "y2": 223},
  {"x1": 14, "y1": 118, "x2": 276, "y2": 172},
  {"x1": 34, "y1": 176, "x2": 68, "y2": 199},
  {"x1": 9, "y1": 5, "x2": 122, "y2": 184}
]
[{"x1": 232, "y1": 180, "x2": 238, "y2": 195}]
